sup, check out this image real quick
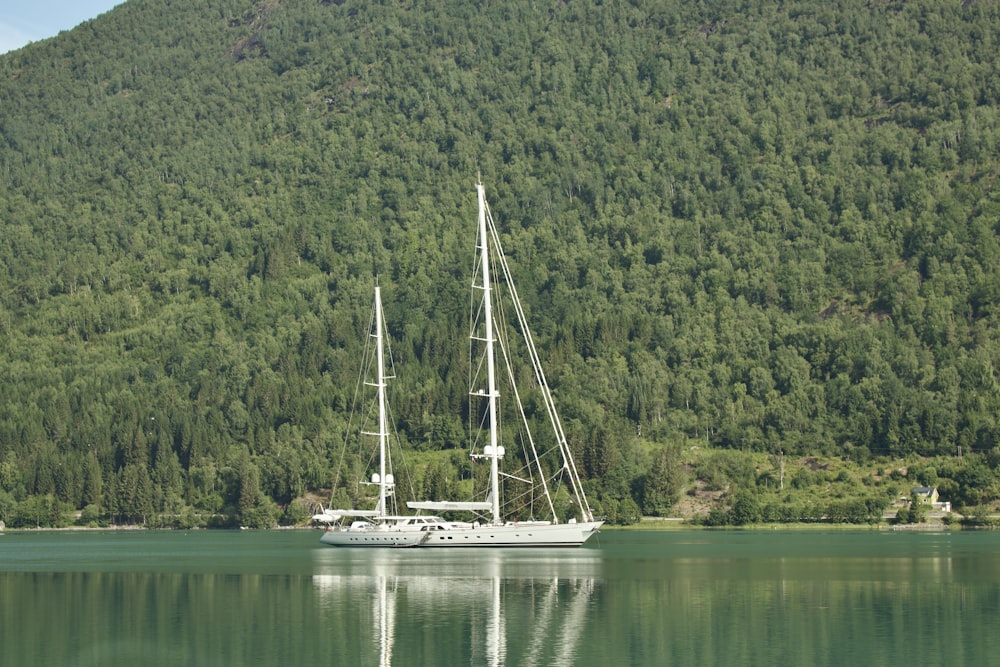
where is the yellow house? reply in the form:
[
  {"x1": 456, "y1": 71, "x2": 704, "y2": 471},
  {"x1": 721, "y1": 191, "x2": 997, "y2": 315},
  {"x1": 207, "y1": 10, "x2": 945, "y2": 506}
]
[{"x1": 910, "y1": 486, "x2": 939, "y2": 504}]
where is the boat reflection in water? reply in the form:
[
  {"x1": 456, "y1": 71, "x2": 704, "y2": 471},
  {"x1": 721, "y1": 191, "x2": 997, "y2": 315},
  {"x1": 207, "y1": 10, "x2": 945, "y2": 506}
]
[{"x1": 311, "y1": 547, "x2": 600, "y2": 667}]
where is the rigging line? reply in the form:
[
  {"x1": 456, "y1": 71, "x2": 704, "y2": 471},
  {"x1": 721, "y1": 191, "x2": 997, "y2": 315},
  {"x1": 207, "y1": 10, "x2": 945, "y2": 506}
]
[
  {"x1": 495, "y1": 313, "x2": 557, "y2": 521},
  {"x1": 330, "y1": 292, "x2": 377, "y2": 499},
  {"x1": 467, "y1": 248, "x2": 485, "y2": 460},
  {"x1": 476, "y1": 211, "x2": 557, "y2": 521},
  {"x1": 384, "y1": 399, "x2": 419, "y2": 513},
  {"x1": 484, "y1": 202, "x2": 595, "y2": 521},
  {"x1": 373, "y1": 287, "x2": 417, "y2": 507}
]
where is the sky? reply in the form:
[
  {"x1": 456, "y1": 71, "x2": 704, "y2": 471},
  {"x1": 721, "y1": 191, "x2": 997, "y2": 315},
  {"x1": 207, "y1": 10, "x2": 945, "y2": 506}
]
[{"x1": 0, "y1": 1, "x2": 125, "y2": 55}]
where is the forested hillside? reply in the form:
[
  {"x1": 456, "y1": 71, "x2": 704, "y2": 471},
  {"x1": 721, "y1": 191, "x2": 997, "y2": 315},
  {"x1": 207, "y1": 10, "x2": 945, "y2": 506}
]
[{"x1": 2, "y1": 0, "x2": 1000, "y2": 528}]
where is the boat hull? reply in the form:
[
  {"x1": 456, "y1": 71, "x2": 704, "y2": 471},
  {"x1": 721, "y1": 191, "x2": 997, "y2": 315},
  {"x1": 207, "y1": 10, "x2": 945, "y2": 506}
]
[
  {"x1": 319, "y1": 521, "x2": 603, "y2": 548},
  {"x1": 319, "y1": 526, "x2": 426, "y2": 547},
  {"x1": 419, "y1": 521, "x2": 603, "y2": 547}
]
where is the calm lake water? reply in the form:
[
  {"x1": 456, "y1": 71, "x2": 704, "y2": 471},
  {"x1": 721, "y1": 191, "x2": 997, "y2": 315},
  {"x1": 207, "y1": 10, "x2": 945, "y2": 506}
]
[{"x1": 2, "y1": 528, "x2": 999, "y2": 666}]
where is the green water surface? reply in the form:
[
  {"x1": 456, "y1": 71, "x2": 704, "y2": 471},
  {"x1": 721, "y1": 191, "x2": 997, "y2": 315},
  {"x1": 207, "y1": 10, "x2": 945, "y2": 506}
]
[{"x1": 2, "y1": 529, "x2": 998, "y2": 666}]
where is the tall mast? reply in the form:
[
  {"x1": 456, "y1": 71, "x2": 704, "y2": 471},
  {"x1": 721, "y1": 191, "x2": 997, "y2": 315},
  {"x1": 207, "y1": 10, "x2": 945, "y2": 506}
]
[
  {"x1": 374, "y1": 284, "x2": 389, "y2": 517},
  {"x1": 477, "y1": 182, "x2": 502, "y2": 526}
]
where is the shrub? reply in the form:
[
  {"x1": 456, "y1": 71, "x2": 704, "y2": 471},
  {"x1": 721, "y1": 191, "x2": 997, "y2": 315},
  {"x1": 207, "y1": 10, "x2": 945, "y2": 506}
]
[
  {"x1": 77, "y1": 504, "x2": 105, "y2": 527},
  {"x1": 730, "y1": 491, "x2": 762, "y2": 525}
]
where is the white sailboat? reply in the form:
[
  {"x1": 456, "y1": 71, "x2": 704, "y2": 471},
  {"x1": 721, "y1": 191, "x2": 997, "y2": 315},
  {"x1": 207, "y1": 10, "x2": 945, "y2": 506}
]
[
  {"x1": 321, "y1": 182, "x2": 602, "y2": 547},
  {"x1": 320, "y1": 284, "x2": 448, "y2": 546}
]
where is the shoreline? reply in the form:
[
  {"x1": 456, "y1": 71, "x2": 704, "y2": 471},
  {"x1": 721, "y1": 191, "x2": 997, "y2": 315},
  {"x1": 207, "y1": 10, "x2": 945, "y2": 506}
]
[
  {"x1": 2, "y1": 519, "x2": 982, "y2": 533},
  {"x1": 0, "y1": 524, "x2": 321, "y2": 533}
]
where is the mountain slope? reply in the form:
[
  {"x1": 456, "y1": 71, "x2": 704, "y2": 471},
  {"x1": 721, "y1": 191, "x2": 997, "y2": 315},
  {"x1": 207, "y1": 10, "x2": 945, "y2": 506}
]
[{"x1": 1, "y1": 0, "x2": 1000, "y2": 525}]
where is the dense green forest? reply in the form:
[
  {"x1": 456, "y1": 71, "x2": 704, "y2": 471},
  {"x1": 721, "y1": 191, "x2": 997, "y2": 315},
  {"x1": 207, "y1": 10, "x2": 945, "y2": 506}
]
[{"x1": 2, "y1": 0, "x2": 1000, "y2": 528}]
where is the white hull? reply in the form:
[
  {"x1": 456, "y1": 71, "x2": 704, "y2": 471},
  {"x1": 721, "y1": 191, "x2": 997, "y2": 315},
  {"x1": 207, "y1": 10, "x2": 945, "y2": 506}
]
[
  {"x1": 319, "y1": 526, "x2": 426, "y2": 548},
  {"x1": 418, "y1": 521, "x2": 603, "y2": 547},
  {"x1": 320, "y1": 520, "x2": 603, "y2": 548}
]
